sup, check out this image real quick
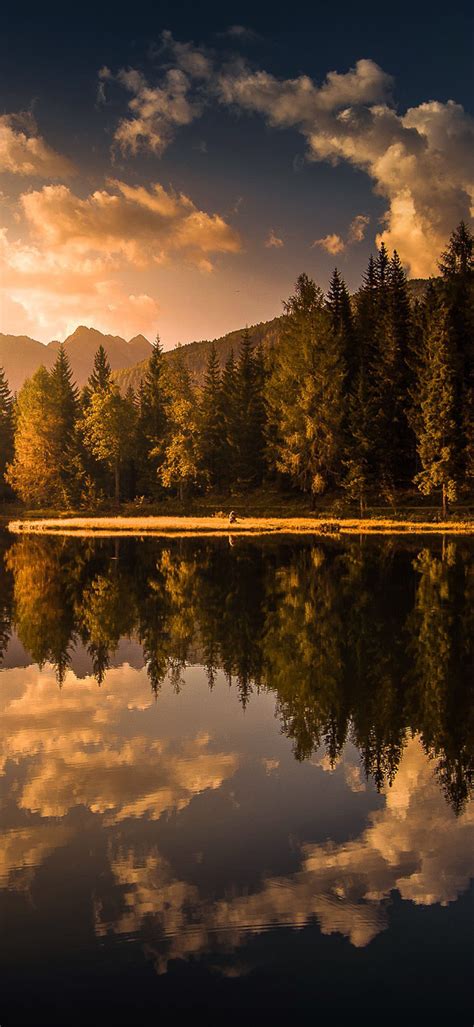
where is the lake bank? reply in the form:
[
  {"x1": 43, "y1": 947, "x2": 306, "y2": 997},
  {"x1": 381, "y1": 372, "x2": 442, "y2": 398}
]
[{"x1": 7, "y1": 514, "x2": 474, "y2": 536}]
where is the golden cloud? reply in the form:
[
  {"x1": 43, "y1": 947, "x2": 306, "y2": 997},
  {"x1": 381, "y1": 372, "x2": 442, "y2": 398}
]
[{"x1": 0, "y1": 113, "x2": 74, "y2": 178}]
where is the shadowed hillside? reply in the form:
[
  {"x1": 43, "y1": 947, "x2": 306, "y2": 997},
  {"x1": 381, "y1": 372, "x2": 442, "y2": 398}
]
[{"x1": 114, "y1": 317, "x2": 283, "y2": 392}]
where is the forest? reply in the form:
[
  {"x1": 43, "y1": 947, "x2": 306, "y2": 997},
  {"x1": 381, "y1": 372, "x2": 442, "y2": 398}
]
[{"x1": 0, "y1": 222, "x2": 473, "y2": 515}]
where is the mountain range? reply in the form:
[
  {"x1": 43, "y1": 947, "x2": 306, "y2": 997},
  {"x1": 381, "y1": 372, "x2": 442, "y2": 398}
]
[
  {"x1": 0, "y1": 326, "x2": 152, "y2": 394},
  {"x1": 0, "y1": 279, "x2": 430, "y2": 395}
]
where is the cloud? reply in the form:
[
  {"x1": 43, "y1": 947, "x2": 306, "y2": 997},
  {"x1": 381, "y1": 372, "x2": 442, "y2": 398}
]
[
  {"x1": 19, "y1": 180, "x2": 241, "y2": 267},
  {"x1": 99, "y1": 34, "x2": 211, "y2": 157},
  {"x1": 0, "y1": 179, "x2": 240, "y2": 338},
  {"x1": 313, "y1": 232, "x2": 345, "y2": 255},
  {"x1": 313, "y1": 213, "x2": 370, "y2": 254},
  {"x1": 348, "y1": 213, "x2": 370, "y2": 243},
  {"x1": 0, "y1": 113, "x2": 74, "y2": 178},
  {"x1": 264, "y1": 229, "x2": 284, "y2": 248},
  {"x1": 215, "y1": 57, "x2": 473, "y2": 274}
]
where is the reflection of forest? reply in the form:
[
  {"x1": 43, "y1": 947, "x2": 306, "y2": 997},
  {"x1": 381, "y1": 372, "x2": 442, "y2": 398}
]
[{"x1": 1, "y1": 534, "x2": 472, "y2": 812}]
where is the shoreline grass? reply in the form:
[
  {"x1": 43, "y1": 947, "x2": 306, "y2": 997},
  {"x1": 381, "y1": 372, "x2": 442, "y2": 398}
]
[{"x1": 7, "y1": 515, "x2": 474, "y2": 537}]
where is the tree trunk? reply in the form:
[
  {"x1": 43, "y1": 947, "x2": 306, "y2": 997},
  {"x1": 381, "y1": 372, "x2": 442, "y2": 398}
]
[{"x1": 442, "y1": 483, "x2": 447, "y2": 518}]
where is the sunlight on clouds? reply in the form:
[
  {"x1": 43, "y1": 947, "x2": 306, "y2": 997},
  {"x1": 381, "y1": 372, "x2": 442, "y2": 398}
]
[
  {"x1": 0, "y1": 179, "x2": 241, "y2": 339},
  {"x1": 0, "y1": 113, "x2": 74, "y2": 178}
]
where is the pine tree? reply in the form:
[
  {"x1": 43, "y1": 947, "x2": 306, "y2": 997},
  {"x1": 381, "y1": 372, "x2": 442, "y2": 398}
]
[
  {"x1": 438, "y1": 222, "x2": 474, "y2": 490},
  {"x1": 199, "y1": 344, "x2": 227, "y2": 489},
  {"x1": 87, "y1": 345, "x2": 112, "y2": 394},
  {"x1": 0, "y1": 367, "x2": 14, "y2": 498},
  {"x1": 137, "y1": 334, "x2": 169, "y2": 495},
  {"x1": 268, "y1": 273, "x2": 345, "y2": 500},
  {"x1": 233, "y1": 329, "x2": 266, "y2": 488},
  {"x1": 414, "y1": 302, "x2": 459, "y2": 515},
  {"x1": 325, "y1": 268, "x2": 354, "y2": 377},
  {"x1": 160, "y1": 359, "x2": 202, "y2": 501},
  {"x1": 50, "y1": 346, "x2": 81, "y2": 500},
  {"x1": 220, "y1": 349, "x2": 239, "y2": 487}
]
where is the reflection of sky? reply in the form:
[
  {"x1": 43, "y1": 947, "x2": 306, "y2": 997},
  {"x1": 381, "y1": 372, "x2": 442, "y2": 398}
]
[{"x1": 1, "y1": 658, "x2": 472, "y2": 979}]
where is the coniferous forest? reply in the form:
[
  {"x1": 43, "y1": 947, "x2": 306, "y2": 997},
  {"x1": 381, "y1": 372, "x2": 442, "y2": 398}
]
[{"x1": 1, "y1": 222, "x2": 473, "y2": 515}]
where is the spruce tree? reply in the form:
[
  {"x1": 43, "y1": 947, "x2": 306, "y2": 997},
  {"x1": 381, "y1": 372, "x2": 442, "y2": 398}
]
[
  {"x1": 137, "y1": 334, "x2": 169, "y2": 496},
  {"x1": 87, "y1": 344, "x2": 112, "y2": 393},
  {"x1": 220, "y1": 349, "x2": 239, "y2": 488},
  {"x1": 0, "y1": 367, "x2": 14, "y2": 498},
  {"x1": 414, "y1": 301, "x2": 458, "y2": 515},
  {"x1": 268, "y1": 274, "x2": 345, "y2": 500},
  {"x1": 199, "y1": 344, "x2": 226, "y2": 489},
  {"x1": 438, "y1": 222, "x2": 474, "y2": 491},
  {"x1": 234, "y1": 329, "x2": 266, "y2": 488}
]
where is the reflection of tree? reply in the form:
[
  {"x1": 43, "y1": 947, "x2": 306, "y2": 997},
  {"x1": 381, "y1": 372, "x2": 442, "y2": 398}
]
[
  {"x1": 0, "y1": 533, "x2": 13, "y2": 663},
  {"x1": 2, "y1": 532, "x2": 472, "y2": 810},
  {"x1": 408, "y1": 544, "x2": 473, "y2": 813},
  {"x1": 6, "y1": 538, "x2": 76, "y2": 683}
]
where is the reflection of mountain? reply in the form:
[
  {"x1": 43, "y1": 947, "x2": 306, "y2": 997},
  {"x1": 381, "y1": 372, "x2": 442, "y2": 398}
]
[{"x1": 1, "y1": 533, "x2": 472, "y2": 810}]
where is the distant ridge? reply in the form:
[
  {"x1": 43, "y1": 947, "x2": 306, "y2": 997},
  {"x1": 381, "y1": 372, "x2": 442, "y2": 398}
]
[
  {"x1": 114, "y1": 278, "x2": 431, "y2": 393},
  {"x1": 0, "y1": 326, "x2": 152, "y2": 393}
]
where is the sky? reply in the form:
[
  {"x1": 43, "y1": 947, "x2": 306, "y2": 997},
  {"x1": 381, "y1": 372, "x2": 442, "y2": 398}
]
[{"x1": 0, "y1": 0, "x2": 472, "y2": 348}]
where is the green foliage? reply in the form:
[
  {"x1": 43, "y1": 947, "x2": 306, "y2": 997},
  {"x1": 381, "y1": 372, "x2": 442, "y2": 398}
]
[
  {"x1": 268, "y1": 273, "x2": 345, "y2": 499},
  {"x1": 81, "y1": 384, "x2": 137, "y2": 501},
  {"x1": 414, "y1": 302, "x2": 459, "y2": 513}
]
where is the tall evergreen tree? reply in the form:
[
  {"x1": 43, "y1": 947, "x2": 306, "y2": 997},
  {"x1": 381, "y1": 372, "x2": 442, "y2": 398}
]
[
  {"x1": 199, "y1": 344, "x2": 227, "y2": 489},
  {"x1": 268, "y1": 274, "x2": 345, "y2": 500},
  {"x1": 220, "y1": 349, "x2": 239, "y2": 488},
  {"x1": 414, "y1": 301, "x2": 459, "y2": 515},
  {"x1": 233, "y1": 329, "x2": 266, "y2": 488},
  {"x1": 438, "y1": 221, "x2": 474, "y2": 490},
  {"x1": 137, "y1": 334, "x2": 169, "y2": 495},
  {"x1": 87, "y1": 344, "x2": 112, "y2": 394},
  {"x1": 0, "y1": 367, "x2": 14, "y2": 498}
]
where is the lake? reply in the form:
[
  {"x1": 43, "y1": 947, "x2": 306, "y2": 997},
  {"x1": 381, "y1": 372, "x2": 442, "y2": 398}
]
[{"x1": 0, "y1": 530, "x2": 472, "y2": 1024}]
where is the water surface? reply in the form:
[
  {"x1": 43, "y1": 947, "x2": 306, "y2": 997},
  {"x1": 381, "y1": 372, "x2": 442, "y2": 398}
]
[{"x1": 0, "y1": 531, "x2": 472, "y2": 1023}]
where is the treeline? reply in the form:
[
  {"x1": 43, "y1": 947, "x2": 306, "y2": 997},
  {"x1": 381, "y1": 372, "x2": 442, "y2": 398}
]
[
  {"x1": 1, "y1": 534, "x2": 472, "y2": 812},
  {"x1": 1, "y1": 222, "x2": 473, "y2": 512}
]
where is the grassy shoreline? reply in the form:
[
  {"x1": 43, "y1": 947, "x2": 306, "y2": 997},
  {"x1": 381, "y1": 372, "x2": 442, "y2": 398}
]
[{"x1": 7, "y1": 514, "x2": 474, "y2": 537}]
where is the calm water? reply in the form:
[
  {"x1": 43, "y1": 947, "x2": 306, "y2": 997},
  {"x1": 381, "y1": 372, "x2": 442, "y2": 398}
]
[{"x1": 0, "y1": 530, "x2": 472, "y2": 1024}]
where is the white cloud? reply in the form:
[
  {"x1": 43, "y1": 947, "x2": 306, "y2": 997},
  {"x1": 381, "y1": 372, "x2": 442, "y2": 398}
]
[
  {"x1": 0, "y1": 113, "x2": 74, "y2": 178},
  {"x1": 218, "y1": 60, "x2": 474, "y2": 274}
]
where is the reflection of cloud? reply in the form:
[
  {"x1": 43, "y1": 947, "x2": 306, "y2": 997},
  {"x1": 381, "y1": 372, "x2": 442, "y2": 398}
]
[
  {"x1": 97, "y1": 738, "x2": 473, "y2": 968},
  {"x1": 0, "y1": 823, "x2": 75, "y2": 890},
  {"x1": 0, "y1": 665, "x2": 238, "y2": 824}
]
